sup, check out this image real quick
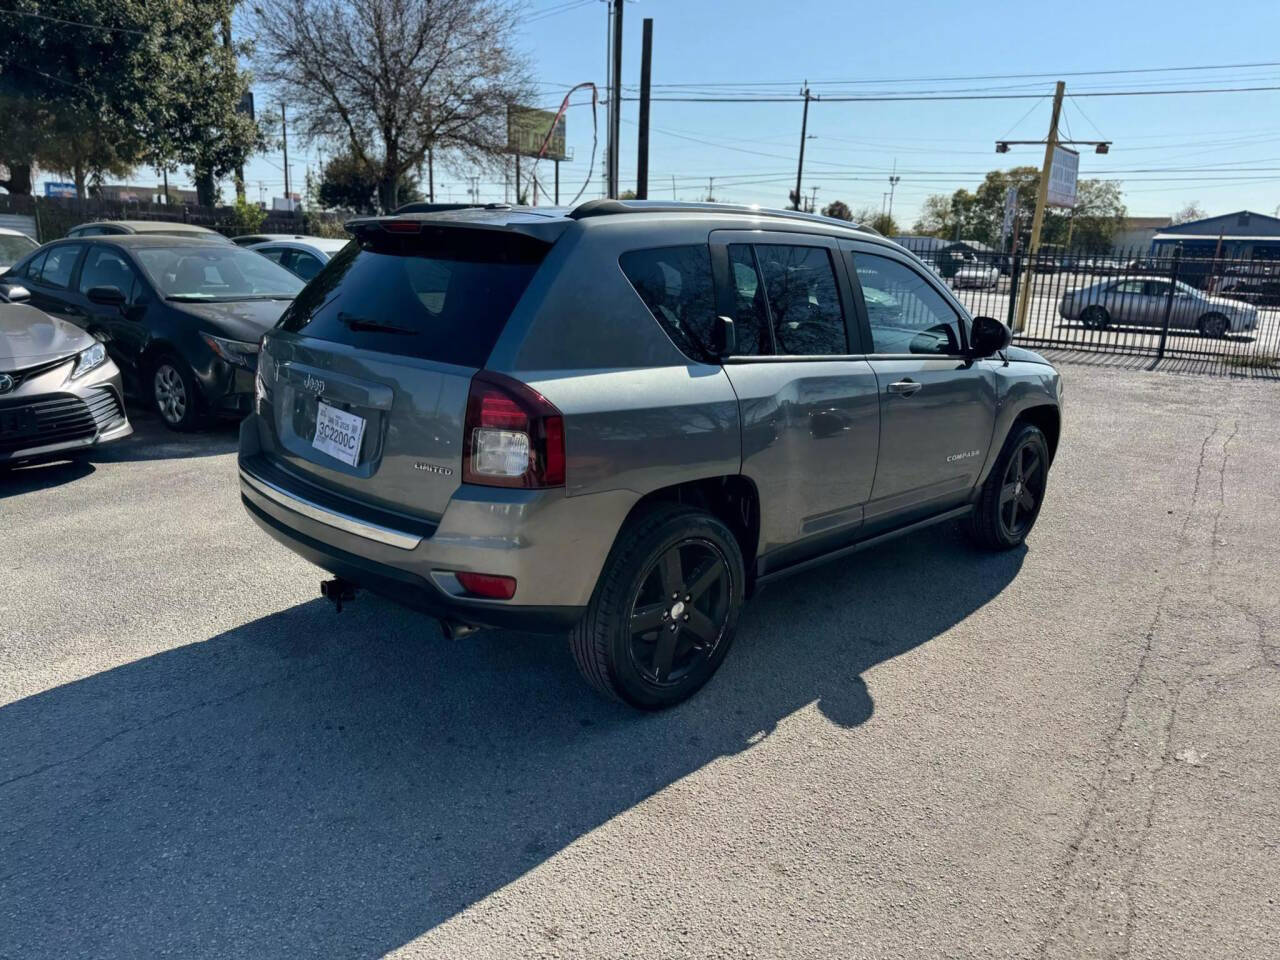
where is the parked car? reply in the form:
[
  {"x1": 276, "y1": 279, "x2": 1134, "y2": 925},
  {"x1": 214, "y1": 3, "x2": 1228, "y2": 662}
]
[
  {"x1": 951, "y1": 262, "x2": 1000, "y2": 290},
  {"x1": 1, "y1": 236, "x2": 303, "y2": 429},
  {"x1": 66, "y1": 220, "x2": 231, "y2": 242},
  {"x1": 0, "y1": 226, "x2": 39, "y2": 271},
  {"x1": 1214, "y1": 266, "x2": 1280, "y2": 308},
  {"x1": 239, "y1": 199, "x2": 1063, "y2": 709},
  {"x1": 247, "y1": 237, "x2": 349, "y2": 281},
  {"x1": 0, "y1": 300, "x2": 132, "y2": 463},
  {"x1": 232, "y1": 233, "x2": 310, "y2": 247},
  {"x1": 1058, "y1": 276, "x2": 1259, "y2": 337}
]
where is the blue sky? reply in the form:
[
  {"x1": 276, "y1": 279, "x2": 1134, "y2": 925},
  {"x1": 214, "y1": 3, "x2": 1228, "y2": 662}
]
[{"x1": 149, "y1": 0, "x2": 1280, "y2": 222}]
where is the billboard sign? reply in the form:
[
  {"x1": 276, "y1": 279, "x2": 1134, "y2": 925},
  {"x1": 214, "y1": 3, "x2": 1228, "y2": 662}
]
[
  {"x1": 44, "y1": 182, "x2": 77, "y2": 199},
  {"x1": 507, "y1": 106, "x2": 567, "y2": 161},
  {"x1": 1047, "y1": 145, "x2": 1079, "y2": 208}
]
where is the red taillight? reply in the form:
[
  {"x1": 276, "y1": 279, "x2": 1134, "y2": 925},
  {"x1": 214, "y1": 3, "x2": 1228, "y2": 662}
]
[
  {"x1": 462, "y1": 370, "x2": 566, "y2": 488},
  {"x1": 455, "y1": 571, "x2": 517, "y2": 599},
  {"x1": 381, "y1": 219, "x2": 422, "y2": 234}
]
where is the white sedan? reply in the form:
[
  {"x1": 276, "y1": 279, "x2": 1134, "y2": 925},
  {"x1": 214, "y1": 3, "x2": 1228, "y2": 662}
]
[
  {"x1": 247, "y1": 237, "x2": 349, "y2": 282},
  {"x1": 951, "y1": 262, "x2": 1000, "y2": 290},
  {"x1": 1058, "y1": 276, "x2": 1259, "y2": 338}
]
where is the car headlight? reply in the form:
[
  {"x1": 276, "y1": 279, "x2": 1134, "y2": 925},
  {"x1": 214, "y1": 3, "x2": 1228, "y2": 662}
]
[
  {"x1": 70, "y1": 341, "x2": 108, "y2": 379},
  {"x1": 201, "y1": 333, "x2": 259, "y2": 370}
]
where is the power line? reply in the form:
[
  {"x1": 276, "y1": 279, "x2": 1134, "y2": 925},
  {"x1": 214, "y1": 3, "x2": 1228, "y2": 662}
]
[
  {"x1": 634, "y1": 60, "x2": 1280, "y2": 90},
  {"x1": 0, "y1": 8, "x2": 149, "y2": 35},
  {"x1": 620, "y1": 85, "x2": 1280, "y2": 104}
]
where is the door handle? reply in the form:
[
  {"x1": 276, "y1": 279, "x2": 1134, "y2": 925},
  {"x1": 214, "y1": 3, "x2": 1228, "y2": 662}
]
[{"x1": 887, "y1": 379, "x2": 922, "y2": 397}]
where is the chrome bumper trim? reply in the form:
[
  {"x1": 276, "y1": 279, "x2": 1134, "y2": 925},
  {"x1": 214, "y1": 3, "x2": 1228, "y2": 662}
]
[{"x1": 239, "y1": 468, "x2": 423, "y2": 550}]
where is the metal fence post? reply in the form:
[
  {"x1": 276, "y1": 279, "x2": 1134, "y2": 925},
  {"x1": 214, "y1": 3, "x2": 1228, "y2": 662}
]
[
  {"x1": 1154, "y1": 247, "x2": 1181, "y2": 363},
  {"x1": 1007, "y1": 251, "x2": 1021, "y2": 331}
]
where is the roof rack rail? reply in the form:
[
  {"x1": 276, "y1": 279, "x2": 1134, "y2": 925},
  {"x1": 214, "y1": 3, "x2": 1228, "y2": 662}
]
[{"x1": 567, "y1": 198, "x2": 868, "y2": 232}]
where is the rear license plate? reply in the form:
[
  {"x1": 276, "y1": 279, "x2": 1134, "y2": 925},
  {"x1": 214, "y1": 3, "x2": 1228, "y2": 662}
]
[
  {"x1": 312, "y1": 400, "x2": 366, "y2": 467},
  {"x1": 0, "y1": 407, "x2": 37, "y2": 439}
]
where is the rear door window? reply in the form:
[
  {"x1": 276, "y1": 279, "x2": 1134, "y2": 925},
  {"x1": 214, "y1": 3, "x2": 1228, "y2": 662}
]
[
  {"x1": 619, "y1": 245, "x2": 718, "y2": 362},
  {"x1": 753, "y1": 244, "x2": 847, "y2": 355},
  {"x1": 279, "y1": 230, "x2": 547, "y2": 368},
  {"x1": 34, "y1": 244, "x2": 85, "y2": 289},
  {"x1": 726, "y1": 245, "x2": 773, "y2": 355}
]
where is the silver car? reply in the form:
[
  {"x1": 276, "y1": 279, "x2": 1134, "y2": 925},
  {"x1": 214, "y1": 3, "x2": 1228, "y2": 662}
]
[
  {"x1": 1, "y1": 294, "x2": 132, "y2": 463},
  {"x1": 240, "y1": 200, "x2": 1063, "y2": 708},
  {"x1": 1058, "y1": 275, "x2": 1258, "y2": 338},
  {"x1": 247, "y1": 237, "x2": 349, "y2": 282}
]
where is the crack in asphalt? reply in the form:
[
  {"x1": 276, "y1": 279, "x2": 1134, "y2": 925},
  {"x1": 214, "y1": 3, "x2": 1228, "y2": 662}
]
[{"x1": 1035, "y1": 417, "x2": 1259, "y2": 960}]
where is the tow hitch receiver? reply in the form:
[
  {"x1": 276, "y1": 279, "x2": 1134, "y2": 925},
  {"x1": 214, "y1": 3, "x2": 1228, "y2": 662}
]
[{"x1": 320, "y1": 577, "x2": 357, "y2": 613}]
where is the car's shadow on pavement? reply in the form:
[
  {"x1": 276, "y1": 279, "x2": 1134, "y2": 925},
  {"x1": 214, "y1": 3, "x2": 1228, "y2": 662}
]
[
  {"x1": 0, "y1": 526, "x2": 1024, "y2": 958},
  {"x1": 0, "y1": 413, "x2": 237, "y2": 497}
]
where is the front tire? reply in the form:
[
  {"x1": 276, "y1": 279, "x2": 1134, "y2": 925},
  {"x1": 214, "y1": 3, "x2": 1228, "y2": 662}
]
[
  {"x1": 569, "y1": 504, "x2": 745, "y2": 709},
  {"x1": 151, "y1": 353, "x2": 205, "y2": 432},
  {"x1": 966, "y1": 422, "x2": 1050, "y2": 551}
]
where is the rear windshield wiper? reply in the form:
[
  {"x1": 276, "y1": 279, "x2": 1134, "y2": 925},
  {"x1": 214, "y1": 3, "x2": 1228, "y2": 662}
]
[{"x1": 338, "y1": 312, "x2": 418, "y2": 335}]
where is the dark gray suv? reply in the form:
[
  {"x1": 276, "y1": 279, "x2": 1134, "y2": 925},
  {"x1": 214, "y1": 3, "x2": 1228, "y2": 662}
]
[{"x1": 239, "y1": 200, "x2": 1063, "y2": 708}]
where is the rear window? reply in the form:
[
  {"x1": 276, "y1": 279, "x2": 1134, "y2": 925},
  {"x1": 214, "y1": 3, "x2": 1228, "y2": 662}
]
[
  {"x1": 619, "y1": 245, "x2": 717, "y2": 362},
  {"x1": 278, "y1": 230, "x2": 547, "y2": 367}
]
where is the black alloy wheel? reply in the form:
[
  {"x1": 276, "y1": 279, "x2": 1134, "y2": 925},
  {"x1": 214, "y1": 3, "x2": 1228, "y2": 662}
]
[
  {"x1": 569, "y1": 503, "x2": 746, "y2": 709},
  {"x1": 627, "y1": 538, "x2": 732, "y2": 687},
  {"x1": 998, "y1": 436, "x2": 1047, "y2": 541}
]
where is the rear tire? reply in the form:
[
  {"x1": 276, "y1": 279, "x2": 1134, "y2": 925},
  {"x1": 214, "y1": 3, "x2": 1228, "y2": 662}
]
[
  {"x1": 150, "y1": 353, "x2": 205, "y2": 432},
  {"x1": 1081, "y1": 305, "x2": 1110, "y2": 329},
  {"x1": 569, "y1": 503, "x2": 745, "y2": 710},
  {"x1": 966, "y1": 422, "x2": 1050, "y2": 551},
  {"x1": 1197, "y1": 313, "x2": 1229, "y2": 338}
]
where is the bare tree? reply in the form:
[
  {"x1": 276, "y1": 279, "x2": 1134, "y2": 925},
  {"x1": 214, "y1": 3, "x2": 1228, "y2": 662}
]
[
  {"x1": 1171, "y1": 201, "x2": 1206, "y2": 226},
  {"x1": 250, "y1": 0, "x2": 528, "y2": 212}
]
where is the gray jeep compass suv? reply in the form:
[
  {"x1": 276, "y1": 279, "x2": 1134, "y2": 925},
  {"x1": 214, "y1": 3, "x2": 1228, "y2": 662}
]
[{"x1": 239, "y1": 200, "x2": 1063, "y2": 709}]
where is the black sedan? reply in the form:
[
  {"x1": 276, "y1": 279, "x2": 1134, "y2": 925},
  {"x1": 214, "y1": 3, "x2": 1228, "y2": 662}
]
[{"x1": 0, "y1": 236, "x2": 303, "y2": 430}]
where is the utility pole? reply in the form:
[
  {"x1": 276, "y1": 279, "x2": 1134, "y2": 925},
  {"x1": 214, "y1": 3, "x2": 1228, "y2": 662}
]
[
  {"x1": 220, "y1": 14, "x2": 245, "y2": 202},
  {"x1": 1015, "y1": 81, "x2": 1065, "y2": 333},
  {"x1": 808, "y1": 186, "x2": 818, "y2": 213},
  {"x1": 427, "y1": 146, "x2": 435, "y2": 203},
  {"x1": 515, "y1": 154, "x2": 521, "y2": 204},
  {"x1": 281, "y1": 102, "x2": 290, "y2": 201},
  {"x1": 636, "y1": 17, "x2": 653, "y2": 200},
  {"x1": 887, "y1": 160, "x2": 901, "y2": 223},
  {"x1": 606, "y1": 0, "x2": 624, "y2": 198},
  {"x1": 792, "y1": 86, "x2": 811, "y2": 211},
  {"x1": 554, "y1": 161, "x2": 560, "y2": 205},
  {"x1": 672, "y1": 174, "x2": 677, "y2": 200}
]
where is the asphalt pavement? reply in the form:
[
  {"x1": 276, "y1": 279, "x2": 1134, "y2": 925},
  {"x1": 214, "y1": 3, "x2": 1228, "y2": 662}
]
[{"x1": 2, "y1": 364, "x2": 1277, "y2": 959}]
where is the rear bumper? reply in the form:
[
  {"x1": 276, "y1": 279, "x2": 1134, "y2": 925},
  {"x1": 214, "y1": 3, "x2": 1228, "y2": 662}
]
[
  {"x1": 238, "y1": 416, "x2": 635, "y2": 632},
  {"x1": 241, "y1": 493, "x2": 584, "y2": 632}
]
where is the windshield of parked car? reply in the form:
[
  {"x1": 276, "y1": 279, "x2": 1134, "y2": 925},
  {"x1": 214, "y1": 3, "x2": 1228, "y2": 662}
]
[
  {"x1": 0, "y1": 234, "x2": 37, "y2": 267},
  {"x1": 134, "y1": 245, "x2": 304, "y2": 300}
]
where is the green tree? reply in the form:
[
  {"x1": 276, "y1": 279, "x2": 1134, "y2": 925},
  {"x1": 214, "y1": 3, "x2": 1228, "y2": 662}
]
[
  {"x1": 316, "y1": 153, "x2": 380, "y2": 213},
  {"x1": 821, "y1": 200, "x2": 853, "y2": 221},
  {"x1": 0, "y1": 0, "x2": 263, "y2": 201}
]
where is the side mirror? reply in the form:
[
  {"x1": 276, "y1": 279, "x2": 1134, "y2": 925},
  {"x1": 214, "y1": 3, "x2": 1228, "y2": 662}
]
[
  {"x1": 969, "y1": 315, "x2": 1012, "y2": 357},
  {"x1": 711, "y1": 315, "x2": 737, "y2": 359},
  {"x1": 87, "y1": 285, "x2": 127, "y2": 306},
  {"x1": 1, "y1": 283, "x2": 31, "y2": 303}
]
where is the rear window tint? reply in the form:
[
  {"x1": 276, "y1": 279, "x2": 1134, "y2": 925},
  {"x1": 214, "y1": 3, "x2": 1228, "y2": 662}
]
[
  {"x1": 278, "y1": 230, "x2": 546, "y2": 368},
  {"x1": 619, "y1": 245, "x2": 717, "y2": 362}
]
